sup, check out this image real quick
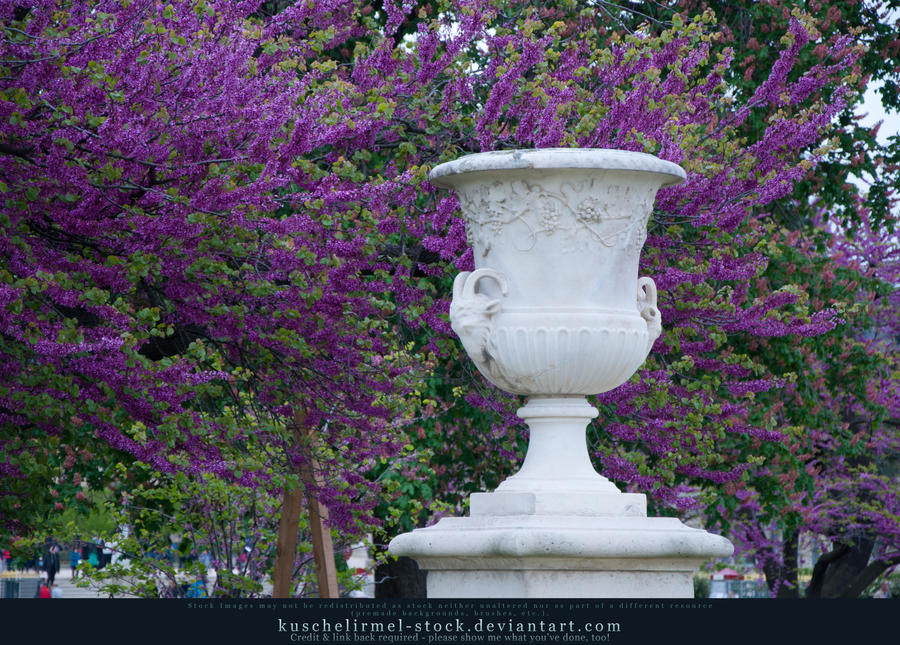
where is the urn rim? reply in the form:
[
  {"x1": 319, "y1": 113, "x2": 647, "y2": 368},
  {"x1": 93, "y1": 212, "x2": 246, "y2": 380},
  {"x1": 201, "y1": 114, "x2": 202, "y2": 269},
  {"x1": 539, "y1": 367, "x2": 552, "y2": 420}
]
[{"x1": 428, "y1": 147, "x2": 686, "y2": 189}]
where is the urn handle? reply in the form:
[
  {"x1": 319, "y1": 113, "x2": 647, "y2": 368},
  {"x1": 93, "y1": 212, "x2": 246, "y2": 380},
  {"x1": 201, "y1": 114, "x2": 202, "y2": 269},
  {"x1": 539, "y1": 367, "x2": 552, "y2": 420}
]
[
  {"x1": 637, "y1": 276, "x2": 662, "y2": 355},
  {"x1": 449, "y1": 268, "x2": 509, "y2": 379}
]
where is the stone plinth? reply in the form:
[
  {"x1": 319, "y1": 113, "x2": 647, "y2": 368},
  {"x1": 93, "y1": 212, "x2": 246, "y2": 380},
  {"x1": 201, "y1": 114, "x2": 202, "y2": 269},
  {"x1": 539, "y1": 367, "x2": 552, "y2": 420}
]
[
  {"x1": 389, "y1": 489, "x2": 732, "y2": 598},
  {"x1": 389, "y1": 397, "x2": 733, "y2": 598}
]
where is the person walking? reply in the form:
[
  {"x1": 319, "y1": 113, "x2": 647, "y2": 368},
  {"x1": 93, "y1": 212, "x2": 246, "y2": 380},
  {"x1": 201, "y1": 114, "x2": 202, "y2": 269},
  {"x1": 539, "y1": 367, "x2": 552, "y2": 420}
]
[
  {"x1": 43, "y1": 541, "x2": 60, "y2": 586},
  {"x1": 95, "y1": 539, "x2": 106, "y2": 569},
  {"x1": 102, "y1": 540, "x2": 113, "y2": 568},
  {"x1": 69, "y1": 547, "x2": 81, "y2": 579},
  {"x1": 50, "y1": 583, "x2": 63, "y2": 598}
]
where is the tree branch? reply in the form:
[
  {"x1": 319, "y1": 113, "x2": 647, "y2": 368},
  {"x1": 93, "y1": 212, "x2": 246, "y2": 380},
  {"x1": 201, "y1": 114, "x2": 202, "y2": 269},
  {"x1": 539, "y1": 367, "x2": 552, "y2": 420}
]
[{"x1": 0, "y1": 141, "x2": 34, "y2": 162}]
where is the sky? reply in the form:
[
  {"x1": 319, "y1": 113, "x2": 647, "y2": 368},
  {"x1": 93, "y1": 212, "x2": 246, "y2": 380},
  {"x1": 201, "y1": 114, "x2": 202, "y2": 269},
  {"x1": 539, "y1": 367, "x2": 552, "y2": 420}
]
[
  {"x1": 856, "y1": 80, "x2": 900, "y2": 147},
  {"x1": 857, "y1": 4, "x2": 900, "y2": 145},
  {"x1": 848, "y1": 5, "x2": 899, "y2": 204}
]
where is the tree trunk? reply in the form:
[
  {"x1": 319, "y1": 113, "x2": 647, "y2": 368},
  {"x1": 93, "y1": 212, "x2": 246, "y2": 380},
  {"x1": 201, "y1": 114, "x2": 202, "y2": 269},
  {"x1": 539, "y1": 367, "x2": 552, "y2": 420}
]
[
  {"x1": 271, "y1": 408, "x2": 338, "y2": 598},
  {"x1": 806, "y1": 536, "x2": 878, "y2": 598},
  {"x1": 806, "y1": 543, "x2": 848, "y2": 598},
  {"x1": 780, "y1": 530, "x2": 800, "y2": 598},
  {"x1": 301, "y1": 450, "x2": 339, "y2": 598},
  {"x1": 762, "y1": 529, "x2": 800, "y2": 597},
  {"x1": 273, "y1": 480, "x2": 304, "y2": 598}
]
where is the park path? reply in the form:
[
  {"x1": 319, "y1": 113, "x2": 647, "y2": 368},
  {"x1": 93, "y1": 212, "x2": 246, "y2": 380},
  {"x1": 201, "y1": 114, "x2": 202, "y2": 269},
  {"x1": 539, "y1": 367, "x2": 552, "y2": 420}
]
[{"x1": 54, "y1": 568, "x2": 109, "y2": 598}]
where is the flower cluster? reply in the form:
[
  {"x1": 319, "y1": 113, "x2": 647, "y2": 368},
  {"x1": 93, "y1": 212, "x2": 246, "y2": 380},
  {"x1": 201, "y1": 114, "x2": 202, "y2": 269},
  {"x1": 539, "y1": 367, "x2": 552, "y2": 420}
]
[{"x1": 1, "y1": 1, "x2": 896, "y2": 598}]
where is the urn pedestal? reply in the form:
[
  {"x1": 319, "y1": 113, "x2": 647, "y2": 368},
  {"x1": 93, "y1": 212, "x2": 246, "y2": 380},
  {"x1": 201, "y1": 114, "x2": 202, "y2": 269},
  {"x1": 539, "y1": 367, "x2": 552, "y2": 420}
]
[{"x1": 389, "y1": 149, "x2": 732, "y2": 598}]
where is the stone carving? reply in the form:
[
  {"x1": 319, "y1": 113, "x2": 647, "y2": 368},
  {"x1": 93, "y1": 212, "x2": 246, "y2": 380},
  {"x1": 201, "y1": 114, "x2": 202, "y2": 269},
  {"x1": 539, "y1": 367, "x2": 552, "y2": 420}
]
[
  {"x1": 444, "y1": 152, "x2": 673, "y2": 394},
  {"x1": 449, "y1": 268, "x2": 510, "y2": 387},
  {"x1": 637, "y1": 276, "x2": 662, "y2": 355},
  {"x1": 456, "y1": 179, "x2": 658, "y2": 258}
]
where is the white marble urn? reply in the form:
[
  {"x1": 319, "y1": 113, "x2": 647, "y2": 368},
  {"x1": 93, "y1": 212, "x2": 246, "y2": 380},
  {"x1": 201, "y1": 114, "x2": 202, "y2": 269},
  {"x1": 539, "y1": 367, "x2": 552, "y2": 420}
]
[
  {"x1": 390, "y1": 148, "x2": 733, "y2": 598},
  {"x1": 439, "y1": 148, "x2": 671, "y2": 396}
]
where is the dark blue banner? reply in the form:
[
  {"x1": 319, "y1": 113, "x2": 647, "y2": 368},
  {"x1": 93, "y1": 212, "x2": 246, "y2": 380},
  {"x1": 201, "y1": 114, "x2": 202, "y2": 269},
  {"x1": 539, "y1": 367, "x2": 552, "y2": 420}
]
[{"x1": 2, "y1": 597, "x2": 892, "y2": 644}]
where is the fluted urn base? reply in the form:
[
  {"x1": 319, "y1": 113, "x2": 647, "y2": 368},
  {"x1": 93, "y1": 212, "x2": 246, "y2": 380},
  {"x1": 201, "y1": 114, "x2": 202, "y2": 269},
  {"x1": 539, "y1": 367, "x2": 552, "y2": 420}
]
[{"x1": 389, "y1": 396, "x2": 733, "y2": 598}]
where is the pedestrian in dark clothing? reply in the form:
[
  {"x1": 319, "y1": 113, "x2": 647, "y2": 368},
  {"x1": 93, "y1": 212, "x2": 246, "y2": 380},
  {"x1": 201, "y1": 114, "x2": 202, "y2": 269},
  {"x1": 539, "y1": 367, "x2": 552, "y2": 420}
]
[
  {"x1": 101, "y1": 540, "x2": 113, "y2": 568},
  {"x1": 44, "y1": 542, "x2": 60, "y2": 586}
]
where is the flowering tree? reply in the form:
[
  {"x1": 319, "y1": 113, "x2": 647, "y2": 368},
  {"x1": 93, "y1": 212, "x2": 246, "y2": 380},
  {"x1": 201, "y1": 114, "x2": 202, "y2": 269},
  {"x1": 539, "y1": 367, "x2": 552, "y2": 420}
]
[
  {"x1": 2, "y1": 0, "x2": 896, "y2": 598},
  {"x1": 357, "y1": 1, "x2": 899, "y2": 598},
  {"x1": 675, "y1": 0, "x2": 900, "y2": 231},
  {"x1": 660, "y1": 0, "x2": 900, "y2": 596},
  {"x1": 0, "y1": 0, "x2": 418, "y2": 541}
]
